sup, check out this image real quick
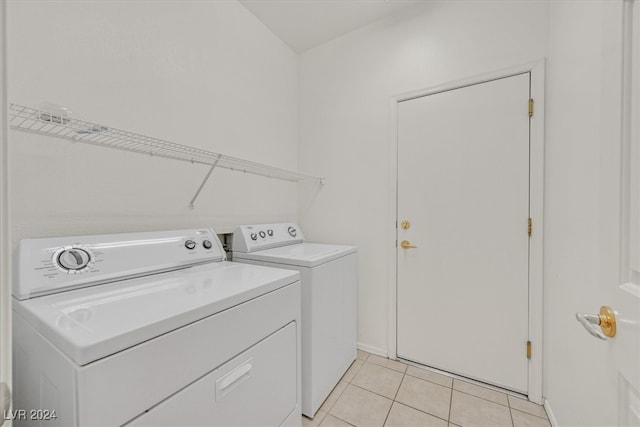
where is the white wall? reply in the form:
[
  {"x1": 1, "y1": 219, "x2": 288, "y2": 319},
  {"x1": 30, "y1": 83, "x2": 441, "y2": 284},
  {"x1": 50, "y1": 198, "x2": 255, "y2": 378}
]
[
  {"x1": 7, "y1": 0, "x2": 299, "y2": 245},
  {"x1": 298, "y1": 1, "x2": 549, "y2": 355},
  {"x1": 300, "y1": 1, "x2": 627, "y2": 425}
]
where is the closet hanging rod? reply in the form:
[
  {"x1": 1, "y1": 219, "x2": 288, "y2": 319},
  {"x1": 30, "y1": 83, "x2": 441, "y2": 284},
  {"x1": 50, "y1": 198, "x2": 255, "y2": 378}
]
[{"x1": 8, "y1": 103, "x2": 325, "y2": 185}]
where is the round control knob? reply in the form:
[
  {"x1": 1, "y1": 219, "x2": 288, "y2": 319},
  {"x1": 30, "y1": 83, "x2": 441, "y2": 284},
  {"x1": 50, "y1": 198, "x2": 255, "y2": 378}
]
[
  {"x1": 267, "y1": 229, "x2": 274, "y2": 237},
  {"x1": 250, "y1": 233, "x2": 258, "y2": 241},
  {"x1": 288, "y1": 226, "x2": 297, "y2": 237},
  {"x1": 57, "y1": 248, "x2": 91, "y2": 271},
  {"x1": 185, "y1": 240, "x2": 196, "y2": 250},
  {"x1": 259, "y1": 231, "x2": 266, "y2": 238},
  {"x1": 202, "y1": 240, "x2": 213, "y2": 249}
]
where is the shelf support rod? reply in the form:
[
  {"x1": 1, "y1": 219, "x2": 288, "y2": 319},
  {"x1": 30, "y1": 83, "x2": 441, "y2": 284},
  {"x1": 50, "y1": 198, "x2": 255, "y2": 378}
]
[{"x1": 189, "y1": 158, "x2": 220, "y2": 209}]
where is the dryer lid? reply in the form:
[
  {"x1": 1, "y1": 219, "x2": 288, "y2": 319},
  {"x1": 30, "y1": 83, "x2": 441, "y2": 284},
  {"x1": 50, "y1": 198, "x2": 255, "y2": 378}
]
[{"x1": 13, "y1": 261, "x2": 299, "y2": 366}]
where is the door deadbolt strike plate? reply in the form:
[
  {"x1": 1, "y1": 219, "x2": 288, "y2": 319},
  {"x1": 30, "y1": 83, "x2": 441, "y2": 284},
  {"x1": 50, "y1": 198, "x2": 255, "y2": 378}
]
[{"x1": 401, "y1": 220, "x2": 410, "y2": 230}]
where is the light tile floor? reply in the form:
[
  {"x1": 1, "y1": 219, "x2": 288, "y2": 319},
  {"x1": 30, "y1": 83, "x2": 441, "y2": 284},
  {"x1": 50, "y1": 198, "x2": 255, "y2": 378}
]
[{"x1": 303, "y1": 350, "x2": 550, "y2": 427}]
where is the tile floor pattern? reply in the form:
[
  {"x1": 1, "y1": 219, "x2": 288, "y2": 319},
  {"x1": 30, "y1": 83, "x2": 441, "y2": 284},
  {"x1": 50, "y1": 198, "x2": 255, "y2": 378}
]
[{"x1": 302, "y1": 350, "x2": 550, "y2": 427}]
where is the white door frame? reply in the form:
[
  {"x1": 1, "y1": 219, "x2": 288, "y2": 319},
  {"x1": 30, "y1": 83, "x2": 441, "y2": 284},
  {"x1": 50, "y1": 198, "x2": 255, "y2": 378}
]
[
  {"x1": 387, "y1": 60, "x2": 545, "y2": 403},
  {"x1": 0, "y1": 0, "x2": 11, "y2": 419}
]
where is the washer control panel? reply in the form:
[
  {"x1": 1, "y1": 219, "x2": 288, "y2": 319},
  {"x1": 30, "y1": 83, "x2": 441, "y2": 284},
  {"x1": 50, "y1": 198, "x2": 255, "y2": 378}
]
[
  {"x1": 15, "y1": 228, "x2": 225, "y2": 300},
  {"x1": 232, "y1": 223, "x2": 304, "y2": 253},
  {"x1": 55, "y1": 247, "x2": 93, "y2": 273}
]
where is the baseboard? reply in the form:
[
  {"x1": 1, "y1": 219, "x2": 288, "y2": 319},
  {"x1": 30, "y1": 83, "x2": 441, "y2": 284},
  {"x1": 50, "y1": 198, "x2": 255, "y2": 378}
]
[
  {"x1": 544, "y1": 399, "x2": 558, "y2": 427},
  {"x1": 357, "y1": 342, "x2": 387, "y2": 357}
]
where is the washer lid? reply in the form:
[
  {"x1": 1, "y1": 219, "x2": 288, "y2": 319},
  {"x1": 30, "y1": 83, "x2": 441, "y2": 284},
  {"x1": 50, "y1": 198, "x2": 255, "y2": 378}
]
[
  {"x1": 233, "y1": 242, "x2": 357, "y2": 268},
  {"x1": 13, "y1": 262, "x2": 299, "y2": 366}
]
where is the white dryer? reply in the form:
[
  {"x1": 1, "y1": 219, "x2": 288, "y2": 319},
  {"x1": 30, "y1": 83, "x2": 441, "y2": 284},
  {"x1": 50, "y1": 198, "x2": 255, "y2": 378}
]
[
  {"x1": 12, "y1": 228, "x2": 301, "y2": 427},
  {"x1": 232, "y1": 223, "x2": 357, "y2": 418}
]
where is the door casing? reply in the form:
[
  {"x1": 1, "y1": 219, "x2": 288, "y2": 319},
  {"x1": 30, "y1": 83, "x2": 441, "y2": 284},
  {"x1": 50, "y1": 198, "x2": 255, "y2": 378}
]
[
  {"x1": 0, "y1": 0, "x2": 11, "y2": 418},
  {"x1": 614, "y1": 0, "x2": 640, "y2": 423},
  {"x1": 387, "y1": 60, "x2": 545, "y2": 404}
]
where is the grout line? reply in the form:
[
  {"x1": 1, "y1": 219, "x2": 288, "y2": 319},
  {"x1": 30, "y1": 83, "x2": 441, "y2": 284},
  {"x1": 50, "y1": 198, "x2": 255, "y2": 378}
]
[
  {"x1": 332, "y1": 382, "x2": 394, "y2": 427},
  {"x1": 349, "y1": 382, "x2": 398, "y2": 402},
  {"x1": 507, "y1": 392, "x2": 515, "y2": 427},
  {"x1": 391, "y1": 371, "x2": 405, "y2": 401},
  {"x1": 319, "y1": 382, "x2": 348, "y2": 414},
  {"x1": 339, "y1": 359, "x2": 363, "y2": 384},
  {"x1": 393, "y1": 376, "x2": 452, "y2": 423},
  {"x1": 314, "y1": 356, "x2": 549, "y2": 427},
  {"x1": 357, "y1": 350, "x2": 371, "y2": 362},
  {"x1": 404, "y1": 370, "x2": 454, "y2": 389},
  {"x1": 389, "y1": 377, "x2": 449, "y2": 425},
  {"x1": 400, "y1": 358, "x2": 526, "y2": 399},
  {"x1": 327, "y1": 413, "x2": 356, "y2": 427},
  {"x1": 508, "y1": 395, "x2": 550, "y2": 420},
  {"x1": 381, "y1": 398, "x2": 393, "y2": 426},
  {"x1": 447, "y1": 385, "x2": 454, "y2": 423},
  {"x1": 316, "y1": 411, "x2": 328, "y2": 425},
  {"x1": 366, "y1": 356, "x2": 408, "y2": 374},
  {"x1": 391, "y1": 400, "x2": 450, "y2": 424},
  {"x1": 383, "y1": 371, "x2": 405, "y2": 426},
  {"x1": 341, "y1": 381, "x2": 451, "y2": 425},
  {"x1": 348, "y1": 359, "x2": 365, "y2": 382},
  {"x1": 452, "y1": 388, "x2": 511, "y2": 408},
  {"x1": 511, "y1": 408, "x2": 551, "y2": 422}
]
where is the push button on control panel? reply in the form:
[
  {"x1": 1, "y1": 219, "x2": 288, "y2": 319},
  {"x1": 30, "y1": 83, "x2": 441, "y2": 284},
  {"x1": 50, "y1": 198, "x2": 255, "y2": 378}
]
[{"x1": 185, "y1": 240, "x2": 197, "y2": 250}]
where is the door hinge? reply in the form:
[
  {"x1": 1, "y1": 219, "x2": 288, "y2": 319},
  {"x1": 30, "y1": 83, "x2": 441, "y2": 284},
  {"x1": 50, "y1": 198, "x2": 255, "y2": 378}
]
[
  {"x1": 528, "y1": 98, "x2": 534, "y2": 117},
  {"x1": 526, "y1": 341, "x2": 532, "y2": 359},
  {"x1": 528, "y1": 218, "x2": 532, "y2": 237}
]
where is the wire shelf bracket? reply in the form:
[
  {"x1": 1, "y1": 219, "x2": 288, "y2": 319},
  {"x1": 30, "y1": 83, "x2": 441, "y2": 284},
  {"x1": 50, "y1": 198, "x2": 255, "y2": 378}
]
[
  {"x1": 9, "y1": 103, "x2": 325, "y2": 207},
  {"x1": 189, "y1": 158, "x2": 220, "y2": 209}
]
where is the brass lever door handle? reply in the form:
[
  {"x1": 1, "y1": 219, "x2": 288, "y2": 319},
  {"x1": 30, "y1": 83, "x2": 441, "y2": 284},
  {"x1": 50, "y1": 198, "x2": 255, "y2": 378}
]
[
  {"x1": 400, "y1": 240, "x2": 417, "y2": 249},
  {"x1": 575, "y1": 306, "x2": 617, "y2": 340}
]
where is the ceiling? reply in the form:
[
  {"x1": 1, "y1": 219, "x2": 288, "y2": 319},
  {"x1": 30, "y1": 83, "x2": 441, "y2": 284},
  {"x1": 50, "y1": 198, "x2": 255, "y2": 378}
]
[{"x1": 239, "y1": 0, "x2": 426, "y2": 53}]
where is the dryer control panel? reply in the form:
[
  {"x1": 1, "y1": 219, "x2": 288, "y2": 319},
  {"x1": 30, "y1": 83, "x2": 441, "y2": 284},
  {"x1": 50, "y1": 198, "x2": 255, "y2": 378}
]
[
  {"x1": 15, "y1": 228, "x2": 225, "y2": 300},
  {"x1": 232, "y1": 223, "x2": 304, "y2": 253}
]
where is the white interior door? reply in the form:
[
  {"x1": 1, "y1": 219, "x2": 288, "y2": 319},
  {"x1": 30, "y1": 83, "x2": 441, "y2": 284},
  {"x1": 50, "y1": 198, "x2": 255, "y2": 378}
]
[
  {"x1": 396, "y1": 73, "x2": 531, "y2": 393},
  {"x1": 572, "y1": 2, "x2": 639, "y2": 424}
]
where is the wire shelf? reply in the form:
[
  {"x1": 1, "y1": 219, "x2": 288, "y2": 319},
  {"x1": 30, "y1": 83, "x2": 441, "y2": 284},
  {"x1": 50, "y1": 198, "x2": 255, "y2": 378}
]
[{"x1": 9, "y1": 103, "x2": 323, "y2": 184}]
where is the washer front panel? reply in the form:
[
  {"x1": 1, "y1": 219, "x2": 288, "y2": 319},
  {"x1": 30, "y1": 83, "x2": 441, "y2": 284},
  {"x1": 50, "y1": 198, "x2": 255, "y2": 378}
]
[{"x1": 232, "y1": 223, "x2": 304, "y2": 253}]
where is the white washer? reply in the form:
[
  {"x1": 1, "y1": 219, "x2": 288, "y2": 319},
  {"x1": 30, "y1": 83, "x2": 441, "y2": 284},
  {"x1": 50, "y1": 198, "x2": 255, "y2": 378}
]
[
  {"x1": 12, "y1": 228, "x2": 301, "y2": 427},
  {"x1": 232, "y1": 223, "x2": 357, "y2": 418}
]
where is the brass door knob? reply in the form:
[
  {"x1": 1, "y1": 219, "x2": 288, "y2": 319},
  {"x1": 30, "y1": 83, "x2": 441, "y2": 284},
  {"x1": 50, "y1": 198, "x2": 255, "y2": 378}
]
[
  {"x1": 576, "y1": 306, "x2": 617, "y2": 339},
  {"x1": 400, "y1": 240, "x2": 417, "y2": 249},
  {"x1": 598, "y1": 306, "x2": 616, "y2": 338}
]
